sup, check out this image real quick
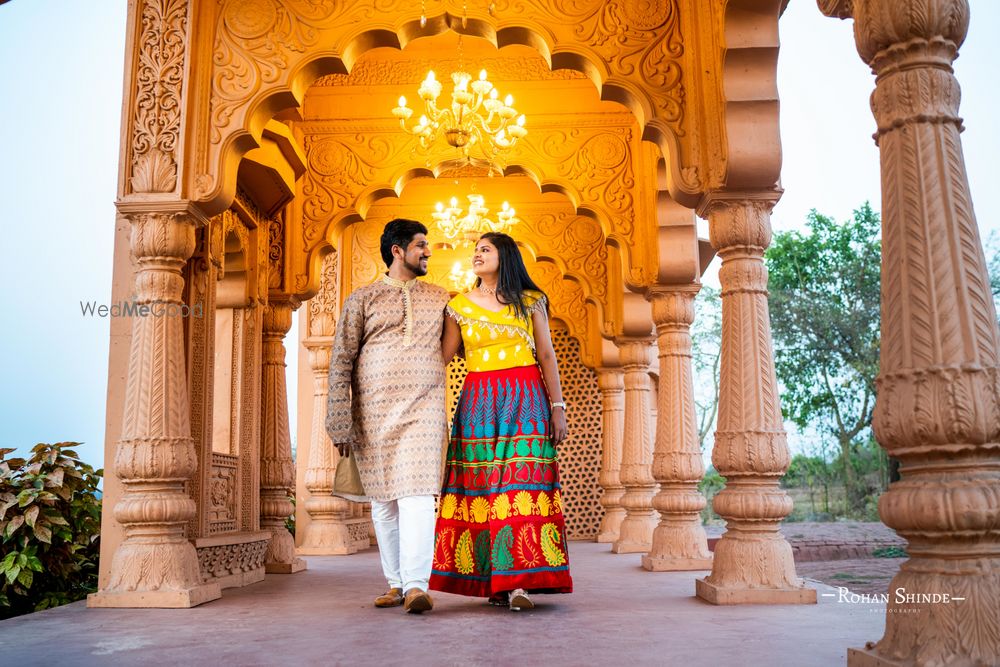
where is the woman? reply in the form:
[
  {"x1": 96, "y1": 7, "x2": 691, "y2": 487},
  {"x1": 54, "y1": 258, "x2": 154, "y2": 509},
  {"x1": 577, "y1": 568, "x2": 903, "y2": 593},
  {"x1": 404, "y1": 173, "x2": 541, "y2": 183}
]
[{"x1": 429, "y1": 232, "x2": 573, "y2": 610}]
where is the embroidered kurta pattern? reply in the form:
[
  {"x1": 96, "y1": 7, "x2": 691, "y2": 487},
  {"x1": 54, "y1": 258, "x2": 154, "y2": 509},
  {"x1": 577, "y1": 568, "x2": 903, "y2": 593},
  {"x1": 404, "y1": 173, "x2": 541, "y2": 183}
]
[
  {"x1": 430, "y1": 291, "x2": 573, "y2": 597},
  {"x1": 326, "y1": 276, "x2": 450, "y2": 501}
]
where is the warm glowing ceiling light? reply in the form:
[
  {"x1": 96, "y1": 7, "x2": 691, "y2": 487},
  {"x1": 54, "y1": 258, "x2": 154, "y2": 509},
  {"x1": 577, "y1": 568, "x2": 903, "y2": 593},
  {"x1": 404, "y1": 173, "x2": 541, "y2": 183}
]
[
  {"x1": 431, "y1": 193, "x2": 518, "y2": 244},
  {"x1": 393, "y1": 67, "x2": 527, "y2": 173}
]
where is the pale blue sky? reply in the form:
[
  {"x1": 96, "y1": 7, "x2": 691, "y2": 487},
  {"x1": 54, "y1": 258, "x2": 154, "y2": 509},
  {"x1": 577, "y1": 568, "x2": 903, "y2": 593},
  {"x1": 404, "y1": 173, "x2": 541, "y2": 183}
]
[{"x1": 1, "y1": 1, "x2": 997, "y2": 469}]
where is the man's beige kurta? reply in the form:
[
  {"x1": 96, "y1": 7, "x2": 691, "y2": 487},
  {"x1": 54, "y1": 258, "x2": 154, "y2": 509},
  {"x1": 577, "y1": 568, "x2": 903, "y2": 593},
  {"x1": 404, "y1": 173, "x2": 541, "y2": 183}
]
[{"x1": 326, "y1": 275, "x2": 449, "y2": 501}]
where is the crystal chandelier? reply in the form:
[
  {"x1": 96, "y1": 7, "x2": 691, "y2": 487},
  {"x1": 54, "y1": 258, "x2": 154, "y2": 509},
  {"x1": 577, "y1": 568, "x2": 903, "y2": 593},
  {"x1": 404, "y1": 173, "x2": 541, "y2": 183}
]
[
  {"x1": 392, "y1": 66, "x2": 527, "y2": 171},
  {"x1": 431, "y1": 194, "x2": 518, "y2": 245}
]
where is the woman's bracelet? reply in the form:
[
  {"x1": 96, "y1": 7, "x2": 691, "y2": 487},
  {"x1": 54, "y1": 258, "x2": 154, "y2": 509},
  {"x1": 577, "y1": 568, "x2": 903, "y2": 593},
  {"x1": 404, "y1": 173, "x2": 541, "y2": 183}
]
[{"x1": 551, "y1": 402, "x2": 566, "y2": 410}]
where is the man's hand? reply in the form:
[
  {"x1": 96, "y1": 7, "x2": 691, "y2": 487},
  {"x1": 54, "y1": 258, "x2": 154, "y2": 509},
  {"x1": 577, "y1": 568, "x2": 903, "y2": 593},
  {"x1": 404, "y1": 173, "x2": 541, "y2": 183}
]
[
  {"x1": 335, "y1": 442, "x2": 352, "y2": 458},
  {"x1": 549, "y1": 407, "x2": 568, "y2": 447}
]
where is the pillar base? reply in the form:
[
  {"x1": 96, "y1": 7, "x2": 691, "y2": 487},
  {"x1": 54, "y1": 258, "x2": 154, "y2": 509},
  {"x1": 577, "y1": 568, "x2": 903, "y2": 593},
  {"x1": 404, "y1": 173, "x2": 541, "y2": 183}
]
[
  {"x1": 596, "y1": 507, "x2": 625, "y2": 545},
  {"x1": 611, "y1": 540, "x2": 651, "y2": 554},
  {"x1": 211, "y1": 567, "x2": 265, "y2": 590},
  {"x1": 846, "y1": 647, "x2": 907, "y2": 667},
  {"x1": 642, "y1": 555, "x2": 713, "y2": 572},
  {"x1": 695, "y1": 577, "x2": 817, "y2": 605},
  {"x1": 297, "y1": 522, "x2": 359, "y2": 555},
  {"x1": 297, "y1": 544, "x2": 357, "y2": 556},
  {"x1": 87, "y1": 583, "x2": 221, "y2": 609},
  {"x1": 266, "y1": 558, "x2": 307, "y2": 574}
]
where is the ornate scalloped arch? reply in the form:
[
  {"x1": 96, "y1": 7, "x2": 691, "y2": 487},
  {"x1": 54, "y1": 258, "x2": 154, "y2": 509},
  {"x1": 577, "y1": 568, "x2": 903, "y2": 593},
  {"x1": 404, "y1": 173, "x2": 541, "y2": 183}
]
[{"x1": 191, "y1": 0, "x2": 716, "y2": 214}]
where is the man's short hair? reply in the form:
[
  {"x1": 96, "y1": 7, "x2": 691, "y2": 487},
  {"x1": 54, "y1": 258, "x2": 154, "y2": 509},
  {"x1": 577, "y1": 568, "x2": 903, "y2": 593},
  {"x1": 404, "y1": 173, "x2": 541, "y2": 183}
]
[{"x1": 380, "y1": 218, "x2": 428, "y2": 267}]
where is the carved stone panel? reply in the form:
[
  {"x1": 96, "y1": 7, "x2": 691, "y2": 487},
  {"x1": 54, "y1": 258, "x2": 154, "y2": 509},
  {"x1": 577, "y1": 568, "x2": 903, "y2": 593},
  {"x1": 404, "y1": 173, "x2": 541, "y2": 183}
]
[{"x1": 209, "y1": 453, "x2": 239, "y2": 534}]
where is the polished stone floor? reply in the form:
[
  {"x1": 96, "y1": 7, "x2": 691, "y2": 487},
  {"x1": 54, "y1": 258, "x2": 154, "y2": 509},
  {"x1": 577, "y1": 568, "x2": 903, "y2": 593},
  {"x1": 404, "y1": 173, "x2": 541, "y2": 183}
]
[{"x1": 1, "y1": 542, "x2": 887, "y2": 666}]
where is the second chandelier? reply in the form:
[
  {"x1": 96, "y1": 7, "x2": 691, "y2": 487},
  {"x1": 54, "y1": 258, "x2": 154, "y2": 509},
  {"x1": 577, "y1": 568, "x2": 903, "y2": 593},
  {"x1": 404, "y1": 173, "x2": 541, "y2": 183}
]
[
  {"x1": 392, "y1": 68, "x2": 527, "y2": 172},
  {"x1": 432, "y1": 194, "x2": 518, "y2": 245}
]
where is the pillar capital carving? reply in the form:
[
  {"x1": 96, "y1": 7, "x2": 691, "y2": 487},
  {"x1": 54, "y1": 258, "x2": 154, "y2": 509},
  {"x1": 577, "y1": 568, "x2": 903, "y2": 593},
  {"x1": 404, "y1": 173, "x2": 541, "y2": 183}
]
[
  {"x1": 302, "y1": 337, "x2": 333, "y2": 370},
  {"x1": 613, "y1": 336, "x2": 656, "y2": 369},
  {"x1": 596, "y1": 366, "x2": 626, "y2": 393},
  {"x1": 817, "y1": 0, "x2": 854, "y2": 19},
  {"x1": 842, "y1": 0, "x2": 968, "y2": 69},
  {"x1": 701, "y1": 192, "x2": 780, "y2": 254},
  {"x1": 647, "y1": 285, "x2": 700, "y2": 330},
  {"x1": 262, "y1": 298, "x2": 296, "y2": 335}
]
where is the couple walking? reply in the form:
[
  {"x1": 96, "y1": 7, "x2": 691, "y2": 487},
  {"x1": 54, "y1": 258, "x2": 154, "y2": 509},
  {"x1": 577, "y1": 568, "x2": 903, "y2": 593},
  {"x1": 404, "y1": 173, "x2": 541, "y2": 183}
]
[{"x1": 325, "y1": 218, "x2": 573, "y2": 613}]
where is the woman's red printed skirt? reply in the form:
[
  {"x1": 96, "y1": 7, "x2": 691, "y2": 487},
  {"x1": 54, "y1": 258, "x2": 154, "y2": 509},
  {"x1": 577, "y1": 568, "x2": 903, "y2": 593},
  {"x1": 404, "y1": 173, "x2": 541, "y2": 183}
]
[{"x1": 429, "y1": 364, "x2": 573, "y2": 598}]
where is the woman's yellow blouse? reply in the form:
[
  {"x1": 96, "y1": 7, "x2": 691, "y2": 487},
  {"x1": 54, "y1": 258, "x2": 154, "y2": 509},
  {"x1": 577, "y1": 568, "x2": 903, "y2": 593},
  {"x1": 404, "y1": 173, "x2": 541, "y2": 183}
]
[{"x1": 446, "y1": 291, "x2": 548, "y2": 372}]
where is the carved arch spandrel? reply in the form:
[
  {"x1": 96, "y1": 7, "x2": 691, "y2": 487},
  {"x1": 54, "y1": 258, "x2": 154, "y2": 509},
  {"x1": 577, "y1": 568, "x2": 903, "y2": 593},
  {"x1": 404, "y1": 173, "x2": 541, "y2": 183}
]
[
  {"x1": 187, "y1": 0, "x2": 730, "y2": 213},
  {"x1": 529, "y1": 261, "x2": 602, "y2": 369}
]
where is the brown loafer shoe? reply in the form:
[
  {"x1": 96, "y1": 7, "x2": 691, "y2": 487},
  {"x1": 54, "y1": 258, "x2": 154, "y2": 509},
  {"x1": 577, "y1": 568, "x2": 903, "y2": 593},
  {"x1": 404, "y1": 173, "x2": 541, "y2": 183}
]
[
  {"x1": 403, "y1": 588, "x2": 434, "y2": 614},
  {"x1": 374, "y1": 587, "x2": 404, "y2": 608}
]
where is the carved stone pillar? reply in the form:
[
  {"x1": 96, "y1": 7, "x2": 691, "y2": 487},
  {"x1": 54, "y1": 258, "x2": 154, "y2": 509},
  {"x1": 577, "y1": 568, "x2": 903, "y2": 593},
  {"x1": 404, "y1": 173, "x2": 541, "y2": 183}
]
[
  {"x1": 260, "y1": 299, "x2": 306, "y2": 574},
  {"x1": 89, "y1": 206, "x2": 221, "y2": 608},
  {"x1": 643, "y1": 286, "x2": 713, "y2": 571},
  {"x1": 611, "y1": 338, "x2": 659, "y2": 554},
  {"x1": 297, "y1": 338, "x2": 356, "y2": 555},
  {"x1": 819, "y1": 1, "x2": 1000, "y2": 663},
  {"x1": 695, "y1": 194, "x2": 814, "y2": 605},
  {"x1": 596, "y1": 367, "x2": 627, "y2": 544}
]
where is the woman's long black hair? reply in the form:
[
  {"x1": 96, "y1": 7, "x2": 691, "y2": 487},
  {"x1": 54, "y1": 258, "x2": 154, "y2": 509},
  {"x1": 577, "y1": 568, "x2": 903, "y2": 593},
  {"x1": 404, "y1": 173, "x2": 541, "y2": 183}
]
[{"x1": 476, "y1": 232, "x2": 549, "y2": 322}]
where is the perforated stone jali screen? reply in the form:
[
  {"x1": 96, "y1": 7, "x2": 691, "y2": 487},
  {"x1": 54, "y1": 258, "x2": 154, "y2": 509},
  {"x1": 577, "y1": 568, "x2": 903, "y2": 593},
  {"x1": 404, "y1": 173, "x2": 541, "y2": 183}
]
[{"x1": 445, "y1": 326, "x2": 603, "y2": 540}]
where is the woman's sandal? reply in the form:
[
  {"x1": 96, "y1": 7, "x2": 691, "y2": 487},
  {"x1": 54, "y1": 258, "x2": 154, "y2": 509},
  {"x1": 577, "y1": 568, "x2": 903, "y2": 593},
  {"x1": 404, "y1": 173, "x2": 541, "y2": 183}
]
[
  {"x1": 508, "y1": 588, "x2": 534, "y2": 611},
  {"x1": 487, "y1": 593, "x2": 508, "y2": 607}
]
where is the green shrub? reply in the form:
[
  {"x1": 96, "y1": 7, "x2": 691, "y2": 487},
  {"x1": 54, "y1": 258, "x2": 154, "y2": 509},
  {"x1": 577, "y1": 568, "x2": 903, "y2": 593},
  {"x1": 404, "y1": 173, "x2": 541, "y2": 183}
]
[
  {"x1": 699, "y1": 469, "x2": 726, "y2": 525},
  {"x1": 872, "y1": 546, "x2": 907, "y2": 559},
  {"x1": 0, "y1": 443, "x2": 102, "y2": 618},
  {"x1": 285, "y1": 494, "x2": 295, "y2": 537}
]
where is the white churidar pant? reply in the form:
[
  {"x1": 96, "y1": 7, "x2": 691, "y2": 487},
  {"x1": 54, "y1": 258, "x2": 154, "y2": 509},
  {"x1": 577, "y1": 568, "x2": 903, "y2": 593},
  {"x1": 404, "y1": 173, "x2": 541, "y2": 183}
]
[{"x1": 369, "y1": 495, "x2": 436, "y2": 591}]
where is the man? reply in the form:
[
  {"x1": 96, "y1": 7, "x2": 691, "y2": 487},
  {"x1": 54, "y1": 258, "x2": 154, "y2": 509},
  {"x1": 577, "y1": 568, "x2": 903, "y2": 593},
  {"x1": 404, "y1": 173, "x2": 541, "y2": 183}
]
[{"x1": 326, "y1": 218, "x2": 449, "y2": 614}]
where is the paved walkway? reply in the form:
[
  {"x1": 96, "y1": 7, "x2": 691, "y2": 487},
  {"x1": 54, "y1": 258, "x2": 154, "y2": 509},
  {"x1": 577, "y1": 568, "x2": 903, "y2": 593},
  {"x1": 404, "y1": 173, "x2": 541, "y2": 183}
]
[
  {"x1": 798, "y1": 558, "x2": 907, "y2": 596},
  {"x1": 1, "y1": 542, "x2": 887, "y2": 667}
]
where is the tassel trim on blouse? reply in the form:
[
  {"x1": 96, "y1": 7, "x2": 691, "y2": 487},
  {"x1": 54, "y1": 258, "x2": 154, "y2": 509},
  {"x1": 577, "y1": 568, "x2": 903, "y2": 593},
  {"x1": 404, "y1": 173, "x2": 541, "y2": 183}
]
[{"x1": 446, "y1": 306, "x2": 537, "y2": 352}]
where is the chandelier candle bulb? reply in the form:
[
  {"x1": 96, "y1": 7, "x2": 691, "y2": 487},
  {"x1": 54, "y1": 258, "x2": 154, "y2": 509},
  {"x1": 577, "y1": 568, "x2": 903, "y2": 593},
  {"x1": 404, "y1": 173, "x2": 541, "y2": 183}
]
[{"x1": 392, "y1": 97, "x2": 413, "y2": 120}]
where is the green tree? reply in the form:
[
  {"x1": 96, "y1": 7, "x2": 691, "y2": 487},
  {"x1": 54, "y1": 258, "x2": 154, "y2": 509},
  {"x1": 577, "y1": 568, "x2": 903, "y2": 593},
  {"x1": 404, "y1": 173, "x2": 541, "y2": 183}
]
[
  {"x1": 983, "y1": 230, "x2": 1000, "y2": 325},
  {"x1": 765, "y1": 204, "x2": 881, "y2": 514},
  {"x1": 784, "y1": 452, "x2": 836, "y2": 516},
  {"x1": 691, "y1": 285, "x2": 722, "y2": 449}
]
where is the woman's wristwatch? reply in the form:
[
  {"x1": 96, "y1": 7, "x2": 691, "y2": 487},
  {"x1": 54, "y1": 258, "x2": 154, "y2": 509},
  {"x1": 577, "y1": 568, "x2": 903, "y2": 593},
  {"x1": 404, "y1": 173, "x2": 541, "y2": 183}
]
[{"x1": 551, "y1": 402, "x2": 566, "y2": 410}]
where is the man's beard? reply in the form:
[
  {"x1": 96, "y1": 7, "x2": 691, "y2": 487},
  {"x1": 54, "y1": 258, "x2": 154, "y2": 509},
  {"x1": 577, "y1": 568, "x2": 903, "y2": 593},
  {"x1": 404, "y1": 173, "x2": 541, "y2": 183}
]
[{"x1": 403, "y1": 257, "x2": 428, "y2": 277}]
